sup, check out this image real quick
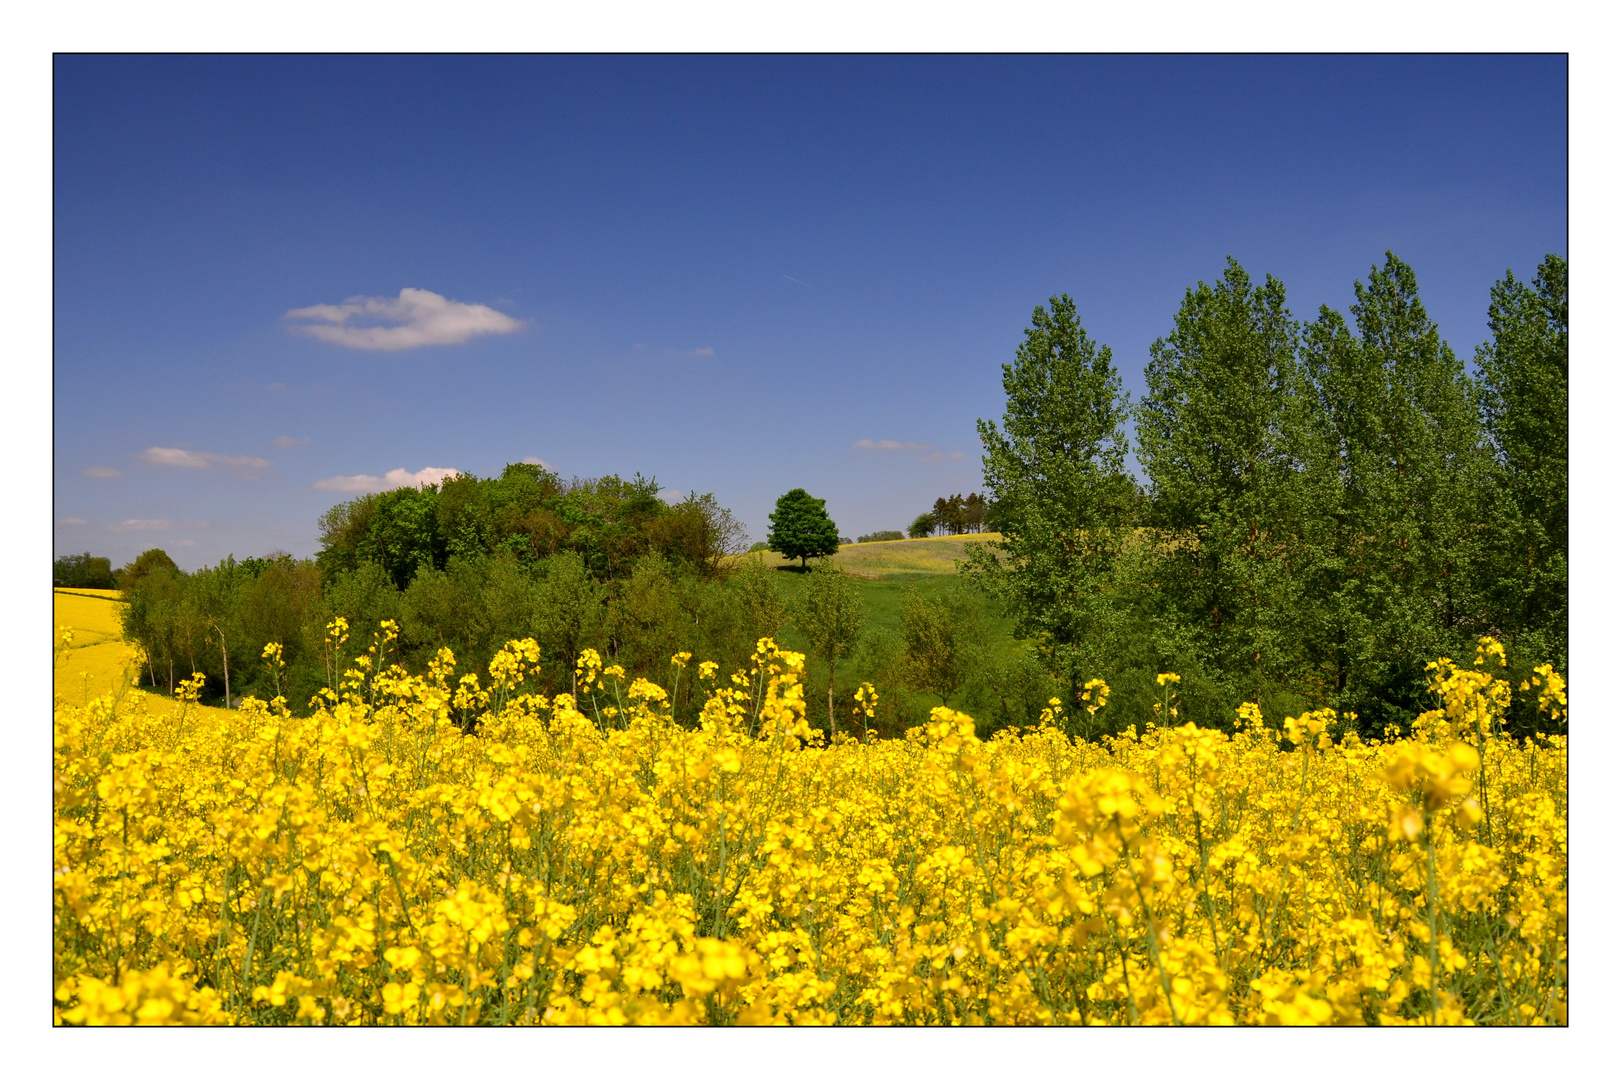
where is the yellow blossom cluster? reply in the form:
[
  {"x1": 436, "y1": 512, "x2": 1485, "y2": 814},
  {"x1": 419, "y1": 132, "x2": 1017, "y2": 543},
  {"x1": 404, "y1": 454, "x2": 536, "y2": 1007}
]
[{"x1": 54, "y1": 631, "x2": 1565, "y2": 1025}]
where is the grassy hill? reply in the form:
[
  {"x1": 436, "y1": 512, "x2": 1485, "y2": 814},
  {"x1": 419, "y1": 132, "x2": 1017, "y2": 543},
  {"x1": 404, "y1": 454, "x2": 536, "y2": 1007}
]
[
  {"x1": 728, "y1": 533, "x2": 1045, "y2": 732},
  {"x1": 732, "y1": 532, "x2": 1002, "y2": 578}
]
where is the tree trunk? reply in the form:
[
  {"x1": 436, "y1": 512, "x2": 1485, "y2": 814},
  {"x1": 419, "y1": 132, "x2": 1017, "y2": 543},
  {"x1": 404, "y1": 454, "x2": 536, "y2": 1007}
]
[
  {"x1": 828, "y1": 659, "x2": 837, "y2": 740},
  {"x1": 215, "y1": 625, "x2": 231, "y2": 708}
]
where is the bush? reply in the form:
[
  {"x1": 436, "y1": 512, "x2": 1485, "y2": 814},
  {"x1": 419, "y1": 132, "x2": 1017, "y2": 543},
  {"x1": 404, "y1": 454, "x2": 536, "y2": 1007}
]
[{"x1": 856, "y1": 530, "x2": 904, "y2": 544}]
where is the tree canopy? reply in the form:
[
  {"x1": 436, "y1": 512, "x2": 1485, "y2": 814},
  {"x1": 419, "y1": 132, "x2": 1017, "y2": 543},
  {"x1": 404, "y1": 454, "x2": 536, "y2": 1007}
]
[
  {"x1": 971, "y1": 256, "x2": 1566, "y2": 737},
  {"x1": 766, "y1": 488, "x2": 841, "y2": 568},
  {"x1": 967, "y1": 292, "x2": 1136, "y2": 697}
]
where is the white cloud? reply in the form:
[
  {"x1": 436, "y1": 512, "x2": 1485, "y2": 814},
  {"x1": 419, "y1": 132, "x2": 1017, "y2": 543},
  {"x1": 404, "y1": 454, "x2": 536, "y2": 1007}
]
[
  {"x1": 313, "y1": 466, "x2": 459, "y2": 494},
  {"x1": 687, "y1": 347, "x2": 715, "y2": 359},
  {"x1": 521, "y1": 456, "x2": 550, "y2": 468},
  {"x1": 385, "y1": 466, "x2": 459, "y2": 489},
  {"x1": 138, "y1": 446, "x2": 208, "y2": 468},
  {"x1": 59, "y1": 517, "x2": 89, "y2": 526},
  {"x1": 658, "y1": 489, "x2": 686, "y2": 504},
  {"x1": 136, "y1": 446, "x2": 271, "y2": 474},
  {"x1": 948, "y1": 451, "x2": 966, "y2": 460},
  {"x1": 82, "y1": 466, "x2": 123, "y2": 479},
  {"x1": 286, "y1": 288, "x2": 524, "y2": 351},
  {"x1": 107, "y1": 519, "x2": 173, "y2": 531},
  {"x1": 273, "y1": 436, "x2": 309, "y2": 449},
  {"x1": 854, "y1": 439, "x2": 934, "y2": 452}
]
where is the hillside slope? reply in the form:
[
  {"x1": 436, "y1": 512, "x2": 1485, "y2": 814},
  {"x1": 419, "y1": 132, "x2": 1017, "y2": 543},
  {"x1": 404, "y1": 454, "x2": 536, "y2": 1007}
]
[
  {"x1": 737, "y1": 532, "x2": 1003, "y2": 578},
  {"x1": 53, "y1": 588, "x2": 231, "y2": 720}
]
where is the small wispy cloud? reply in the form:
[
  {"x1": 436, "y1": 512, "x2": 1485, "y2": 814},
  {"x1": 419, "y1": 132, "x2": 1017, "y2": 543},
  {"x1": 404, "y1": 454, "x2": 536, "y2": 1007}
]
[
  {"x1": 286, "y1": 288, "x2": 524, "y2": 351},
  {"x1": 949, "y1": 451, "x2": 966, "y2": 460},
  {"x1": 521, "y1": 456, "x2": 550, "y2": 468},
  {"x1": 313, "y1": 466, "x2": 460, "y2": 494},
  {"x1": 273, "y1": 436, "x2": 309, "y2": 449},
  {"x1": 853, "y1": 439, "x2": 934, "y2": 453},
  {"x1": 658, "y1": 489, "x2": 686, "y2": 504},
  {"x1": 82, "y1": 466, "x2": 123, "y2": 479},
  {"x1": 58, "y1": 517, "x2": 208, "y2": 532},
  {"x1": 136, "y1": 446, "x2": 271, "y2": 474},
  {"x1": 687, "y1": 347, "x2": 715, "y2": 359}
]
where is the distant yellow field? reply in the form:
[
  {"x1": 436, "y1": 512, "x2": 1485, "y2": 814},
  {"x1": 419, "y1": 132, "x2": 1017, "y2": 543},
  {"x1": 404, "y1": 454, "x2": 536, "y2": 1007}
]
[
  {"x1": 735, "y1": 532, "x2": 1003, "y2": 578},
  {"x1": 52, "y1": 588, "x2": 230, "y2": 719}
]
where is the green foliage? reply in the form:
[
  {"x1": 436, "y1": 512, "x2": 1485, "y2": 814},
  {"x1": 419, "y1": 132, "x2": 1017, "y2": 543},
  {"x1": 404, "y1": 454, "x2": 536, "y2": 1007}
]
[
  {"x1": 1475, "y1": 253, "x2": 1567, "y2": 678},
  {"x1": 531, "y1": 551, "x2": 610, "y2": 684},
  {"x1": 318, "y1": 465, "x2": 745, "y2": 588},
  {"x1": 610, "y1": 554, "x2": 685, "y2": 679},
  {"x1": 1293, "y1": 253, "x2": 1492, "y2": 731},
  {"x1": 968, "y1": 292, "x2": 1137, "y2": 699},
  {"x1": 959, "y1": 646, "x2": 1060, "y2": 737},
  {"x1": 729, "y1": 557, "x2": 788, "y2": 648},
  {"x1": 973, "y1": 254, "x2": 1565, "y2": 738},
  {"x1": 857, "y1": 530, "x2": 905, "y2": 544},
  {"x1": 1135, "y1": 258, "x2": 1306, "y2": 701},
  {"x1": 928, "y1": 493, "x2": 987, "y2": 535},
  {"x1": 766, "y1": 488, "x2": 841, "y2": 568},
  {"x1": 54, "y1": 552, "x2": 116, "y2": 589},
  {"x1": 897, "y1": 582, "x2": 989, "y2": 706},
  {"x1": 401, "y1": 556, "x2": 541, "y2": 680},
  {"x1": 117, "y1": 548, "x2": 179, "y2": 589},
  {"x1": 793, "y1": 561, "x2": 865, "y2": 735},
  {"x1": 907, "y1": 514, "x2": 935, "y2": 539}
]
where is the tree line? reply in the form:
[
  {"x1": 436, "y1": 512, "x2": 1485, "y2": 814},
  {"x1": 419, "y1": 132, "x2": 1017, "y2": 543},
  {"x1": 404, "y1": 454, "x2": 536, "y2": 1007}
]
[
  {"x1": 968, "y1": 251, "x2": 1566, "y2": 737},
  {"x1": 906, "y1": 493, "x2": 995, "y2": 538},
  {"x1": 116, "y1": 464, "x2": 774, "y2": 712}
]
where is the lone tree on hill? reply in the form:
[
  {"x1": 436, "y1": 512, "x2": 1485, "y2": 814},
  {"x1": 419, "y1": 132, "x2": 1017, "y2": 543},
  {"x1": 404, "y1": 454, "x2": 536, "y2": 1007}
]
[{"x1": 767, "y1": 488, "x2": 841, "y2": 568}]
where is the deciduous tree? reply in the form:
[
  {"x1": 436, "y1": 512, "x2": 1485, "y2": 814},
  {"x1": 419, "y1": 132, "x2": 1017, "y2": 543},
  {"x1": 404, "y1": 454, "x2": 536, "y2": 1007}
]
[
  {"x1": 767, "y1": 489, "x2": 841, "y2": 568},
  {"x1": 1475, "y1": 254, "x2": 1567, "y2": 673},
  {"x1": 794, "y1": 561, "x2": 865, "y2": 736},
  {"x1": 968, "y1": 293, "x2": 1137, "y2": 701},
  {"x1": 1135, "y1": 259, "x2": 1306, "y2": 702}
]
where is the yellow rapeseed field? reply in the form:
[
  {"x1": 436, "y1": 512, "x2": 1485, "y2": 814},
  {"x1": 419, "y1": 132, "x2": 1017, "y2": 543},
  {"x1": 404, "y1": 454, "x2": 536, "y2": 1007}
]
[
  {"x1": 54, "y1": 588, "x2": 232, "y2": 722},
  {"x1": 53, "y1": 617, "x2": 1566, "y2": 1025},
  {"x1": 54, "y1": 589, "x2": 140, "y2": 706}
]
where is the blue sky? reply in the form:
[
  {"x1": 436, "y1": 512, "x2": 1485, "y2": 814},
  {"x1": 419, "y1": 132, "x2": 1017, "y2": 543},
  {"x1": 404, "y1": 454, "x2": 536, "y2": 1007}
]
[{"x1": 53, "y1": 55, "x2": 1567, "y2": 570}]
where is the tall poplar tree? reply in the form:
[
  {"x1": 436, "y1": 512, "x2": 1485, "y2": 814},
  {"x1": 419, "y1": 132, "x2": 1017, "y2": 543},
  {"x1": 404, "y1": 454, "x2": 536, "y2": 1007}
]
[
  {"x1": 1475, "y1": 254, "x2": 1567, "y2": 670},
  {"x1": 1134, "y1": 258, "x2": 1306, "y2": 701},
  {"x1": 968, "y1": 293, "x2": 1136, "y2": 700},
  {"x1": 1298, "y1": 253, "x2": 1490, "y2": 729}
]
